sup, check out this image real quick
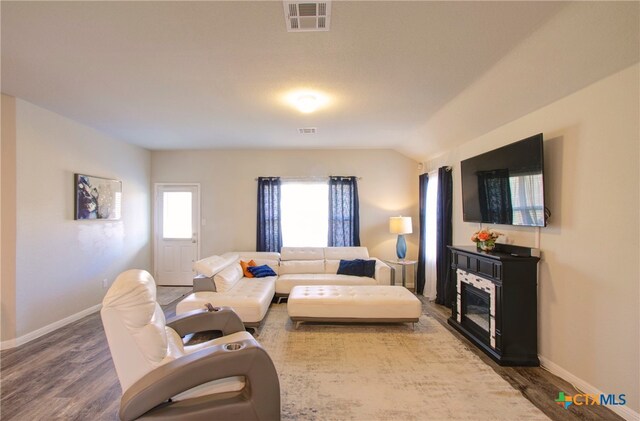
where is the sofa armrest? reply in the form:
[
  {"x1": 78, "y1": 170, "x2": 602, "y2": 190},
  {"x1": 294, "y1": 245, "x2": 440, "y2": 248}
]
[
  {"x1": 193, "y1": 274, "x2": 216, "y2": 292},
  {"x1": 166, "y1": 307, "x2": 245, "y2": 337},
  {"x1": 373, "y1": 258, "x2": 392, "y2": 285},
  {"x1": 119, "y1": 338, "x2": 280, "y2": 421}
]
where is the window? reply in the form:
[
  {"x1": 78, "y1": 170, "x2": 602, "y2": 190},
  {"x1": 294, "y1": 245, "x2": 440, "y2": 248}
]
[
  {"x1": 280, "y1": 181, "x2": 329, "y2": 247},
  {"x1": 509, "y1": 173, "x2": 544, "y2": 226},
  {"x1": 162, "y1": 192, "x2": 193, "y2": 239},
  {"x1": 423, "y1": 171, "x2": 439, "y2": 299}
]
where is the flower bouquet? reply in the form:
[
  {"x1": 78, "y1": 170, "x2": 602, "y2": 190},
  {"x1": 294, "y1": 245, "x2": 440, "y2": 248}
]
[{"x1": 471, "y1": 229, "x2": 502, "y2": 251}]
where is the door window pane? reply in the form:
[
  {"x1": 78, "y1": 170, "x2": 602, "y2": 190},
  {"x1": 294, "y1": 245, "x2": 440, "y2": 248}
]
[{"x1": 163, "y1": 192, "x2": 192, "y2": 239}]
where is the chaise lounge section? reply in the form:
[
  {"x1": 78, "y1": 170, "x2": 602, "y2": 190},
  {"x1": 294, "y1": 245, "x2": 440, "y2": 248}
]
[{"x1": 176, "y1": 252, "x2": 280, "y2": 327}]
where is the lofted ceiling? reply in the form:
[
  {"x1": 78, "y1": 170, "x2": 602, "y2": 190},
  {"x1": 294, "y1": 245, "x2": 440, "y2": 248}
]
[{"x1": 2, "y1": 1, "x2": 638, "y2": 161}]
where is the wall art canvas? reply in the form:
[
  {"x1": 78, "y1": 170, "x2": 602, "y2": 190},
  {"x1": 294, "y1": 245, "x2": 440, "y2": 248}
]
[{"x1": 74, "y1": 174, "x2": 122, "y2": 220}]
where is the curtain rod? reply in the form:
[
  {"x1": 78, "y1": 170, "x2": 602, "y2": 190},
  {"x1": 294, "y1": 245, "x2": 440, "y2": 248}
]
[
  {"x1": 421, "y1": 166, "x2": 452, "y2": 175},
  {"x1": 255, "y1": 176, "x2": 362, "y2": 181}
]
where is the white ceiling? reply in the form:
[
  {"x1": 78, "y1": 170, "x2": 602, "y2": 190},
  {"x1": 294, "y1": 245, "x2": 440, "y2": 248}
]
[{"x1": 2, "y1": 1, "x2": 638, "y2": 161}]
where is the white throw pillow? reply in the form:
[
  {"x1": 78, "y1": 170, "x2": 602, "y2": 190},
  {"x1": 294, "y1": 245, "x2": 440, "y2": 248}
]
[
  {"x1": 279, "y1": 260, "x2": 324, "y2": 274},
  {"x1": 213, "y1": 263, "x2": 243, "y2": 292}
]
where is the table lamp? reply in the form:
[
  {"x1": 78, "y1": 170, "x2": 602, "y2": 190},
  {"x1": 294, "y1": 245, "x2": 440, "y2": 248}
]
[{"x1": 389, "y1": 216, "x2": 412, "y2": 260}]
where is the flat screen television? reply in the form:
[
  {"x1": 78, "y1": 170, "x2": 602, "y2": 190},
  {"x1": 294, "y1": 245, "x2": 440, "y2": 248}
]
[{"x1": 460, "y1": 133, "x2": 546, "y2": 227}]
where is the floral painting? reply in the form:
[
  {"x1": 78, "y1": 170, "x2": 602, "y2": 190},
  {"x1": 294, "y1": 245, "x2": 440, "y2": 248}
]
[{"x1": 74, "y1": 174, "x2": 122, "y2": 220}]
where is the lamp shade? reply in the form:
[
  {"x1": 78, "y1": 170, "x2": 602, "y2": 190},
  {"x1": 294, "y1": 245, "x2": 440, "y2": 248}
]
[{"x1": 389, "y1": 216, "x2": 412, "y2": 235}]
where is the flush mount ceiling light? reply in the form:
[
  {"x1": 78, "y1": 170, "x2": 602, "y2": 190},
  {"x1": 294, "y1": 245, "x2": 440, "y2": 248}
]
[
  {"x1": 296, "y1": 94, "x2": 319, "y2": 113},
  {"x1": 284, "y1": 90, "x2": 330, "y2": 113}
]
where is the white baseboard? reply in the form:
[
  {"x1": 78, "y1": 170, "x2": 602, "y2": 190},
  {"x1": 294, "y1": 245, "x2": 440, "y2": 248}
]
[
  {"x1": 540, "y1": 356, "x2": 639, "y2": 421},
  {"x1": 0, "y1": 304, "x2": 102, "y2": 351}
]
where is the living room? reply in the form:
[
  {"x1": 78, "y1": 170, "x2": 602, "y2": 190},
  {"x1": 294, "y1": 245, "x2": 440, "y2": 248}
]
[{"x1": 1, "y1": 1, "x2": 639, "y2": 420}]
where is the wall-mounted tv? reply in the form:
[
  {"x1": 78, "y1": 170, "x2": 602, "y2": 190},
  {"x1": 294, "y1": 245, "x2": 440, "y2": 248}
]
[{"x1": 460, "y1": 133, "x2": 546, "y2": 227}]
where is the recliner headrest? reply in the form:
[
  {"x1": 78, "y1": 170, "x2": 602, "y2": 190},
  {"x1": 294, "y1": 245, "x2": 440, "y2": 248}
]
[{"x1": 102, "y1": 269, "x2": 158, "y2": 328}]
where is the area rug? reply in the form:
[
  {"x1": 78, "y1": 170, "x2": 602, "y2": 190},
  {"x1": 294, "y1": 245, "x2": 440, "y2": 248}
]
[
  {"x1": 156, "y1": 286, "x2": 192, "y2": 305},
  {"x1": 256, "y1": 304, "x2": 549, "y2": 421}
]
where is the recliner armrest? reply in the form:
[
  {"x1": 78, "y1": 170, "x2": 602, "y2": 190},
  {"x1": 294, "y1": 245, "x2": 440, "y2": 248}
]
[
  {"x1": 166, "y1": 307, "x2": 245, "y2": 337},
  {"x1": 119, "y1": 338, "x2": 280, "y2": 421}
]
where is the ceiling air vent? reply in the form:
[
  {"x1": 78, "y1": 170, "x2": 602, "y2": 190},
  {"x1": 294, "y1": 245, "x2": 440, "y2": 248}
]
[
  {"x1": 283, "y1": 1, "x2": 331, "y2": 32},
  {"x1": 298, "y1": 127, "x2": 317, "y2": 135}
]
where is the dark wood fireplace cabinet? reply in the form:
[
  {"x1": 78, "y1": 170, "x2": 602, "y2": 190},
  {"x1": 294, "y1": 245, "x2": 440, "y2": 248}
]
[{"x1": 448, "y1": 245, "x2": 540, "y2": 366}]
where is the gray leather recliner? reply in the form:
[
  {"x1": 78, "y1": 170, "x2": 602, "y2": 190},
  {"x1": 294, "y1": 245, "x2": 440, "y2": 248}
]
[{"x1": 101, "y1": 269, "x2": 281, "y2": 420}]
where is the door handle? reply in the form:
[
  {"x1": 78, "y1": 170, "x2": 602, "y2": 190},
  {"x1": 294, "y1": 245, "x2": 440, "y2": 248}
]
[{"x1": 192, "y1": 232, "x2": 197, "y2": 244}]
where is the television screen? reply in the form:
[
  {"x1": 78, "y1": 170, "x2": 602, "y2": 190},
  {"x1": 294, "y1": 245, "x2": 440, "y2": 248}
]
[{"x1": 460, "y1": 133, "x2": 545, "y2": 227}]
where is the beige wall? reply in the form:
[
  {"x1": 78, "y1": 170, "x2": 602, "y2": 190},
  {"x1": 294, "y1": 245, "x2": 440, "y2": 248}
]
[
  {"x1": 1, "y1": 95, "x2": 18, "y2": 341},
  {"x1": 427, "y1": 64, "x2": 639, "y2": 415},
  {"x1": 151, "y1": 149, "x2": 419, "y2": 277},
  {"x1": 3, "y1": 97, "x2": 152, "y2": 341}
]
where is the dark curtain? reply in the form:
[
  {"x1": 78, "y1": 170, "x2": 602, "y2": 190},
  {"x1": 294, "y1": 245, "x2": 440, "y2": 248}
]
[
  {"x1": 328, "y1": 176, "x2": 360, "y2": 247},
  {"x1": 416, "y1": 173, "x2": 429, "y2": 295},
  {"x1": 478, "y1": 169, "x2": 513, "y2": 224},
  {"x1": 256, "y1": 177, "x2": 282, "y2": 252},
  {"x1": 435, "y1": 167, "x2": 454, "y2": 307}
]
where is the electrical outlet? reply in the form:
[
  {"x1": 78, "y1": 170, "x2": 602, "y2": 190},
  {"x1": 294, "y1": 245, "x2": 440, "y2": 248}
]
[{"x1": 102, "y1": 279, "x2": 109, "y2": 289}]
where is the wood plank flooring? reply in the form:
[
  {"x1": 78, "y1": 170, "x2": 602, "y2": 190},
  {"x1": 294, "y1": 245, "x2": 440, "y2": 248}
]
[
  {"x1": 0, "y1": 295, "x2": 624, "y2": 420},
  {"x1": 419, "y1": 296, "x2": 624, "y2": 421}
]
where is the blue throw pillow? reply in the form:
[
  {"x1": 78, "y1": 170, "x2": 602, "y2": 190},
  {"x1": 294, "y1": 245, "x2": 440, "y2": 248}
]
[
  {"x1": 247, "y1": 264, "x2": 277, "y2": 278},
  {"x1": 337, "y1": 259, "x2": 376, "y2": 278}
]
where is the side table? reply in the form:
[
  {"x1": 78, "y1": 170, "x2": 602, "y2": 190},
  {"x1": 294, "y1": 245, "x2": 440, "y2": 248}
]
[{"x1": 383, "y1": 259, "x2": 418, "y2": 289}]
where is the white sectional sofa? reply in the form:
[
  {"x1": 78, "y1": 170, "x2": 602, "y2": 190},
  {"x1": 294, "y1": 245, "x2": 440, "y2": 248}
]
[{"x1": 175, "y1": 247, "x2": 392, "y2": 327}]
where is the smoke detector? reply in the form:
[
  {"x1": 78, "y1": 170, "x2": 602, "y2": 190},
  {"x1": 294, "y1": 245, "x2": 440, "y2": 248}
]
[
  {"x1": 283, "y1": 1, "x2": 331, "y2": 32},
  {"x1": 298, "y1": 127, "x2": 317, "y2": 135}
]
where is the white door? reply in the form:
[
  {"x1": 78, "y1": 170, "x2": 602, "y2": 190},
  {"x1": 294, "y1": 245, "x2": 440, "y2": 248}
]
[{"x1": 154, "y1": 184, "x2": 200, "y2": 285}]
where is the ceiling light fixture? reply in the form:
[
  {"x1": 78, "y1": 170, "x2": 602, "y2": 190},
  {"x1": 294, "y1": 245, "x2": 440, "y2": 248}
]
[
  {"x1": 296, "y1": 94, "x2": 319, "y2": 113},
  {"x1": 284, "y1": 90, "x2": 330, "y2": 113}
]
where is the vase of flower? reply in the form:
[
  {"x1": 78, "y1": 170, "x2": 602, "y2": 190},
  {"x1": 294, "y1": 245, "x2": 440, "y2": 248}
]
[
  {"x1": 471, "y1": 229, "x2": 502, "y2": 252},
  {"x1": 478, "y1": 240, "x2": 496, "y2": 251}
]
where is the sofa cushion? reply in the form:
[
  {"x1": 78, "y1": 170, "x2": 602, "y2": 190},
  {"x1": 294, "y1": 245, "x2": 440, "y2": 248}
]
[
  {"x1": 276, "y1": 273, "x2": 377, "y2": 294},
  {"x1": 280, "y1": 259, "x2": 325, "y2": 274},
  {"x1": 325, "y1": 259, "x2": 340, "y2": 274},
  {"x1": 247, "y1": 264, "x2": 277, "y2": 278},
  {"x1": 324, "y1": 246, "x2": 369, "y2": 260},
  {"x1": 213, "y1": 263, "x2": 243, "y2": 292},
  {"x1": 176, "y1": 277, "x2": 276, "y2": 323},
  {"x1": 337, "y1": 259, "x2": 376, "y2": 278},
  {"x1": 281, "y1": 247, "x2": 325, "y2": 261}
]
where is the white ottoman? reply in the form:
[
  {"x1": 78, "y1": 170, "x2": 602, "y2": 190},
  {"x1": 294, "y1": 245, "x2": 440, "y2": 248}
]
[{"x1": 287, "y1": 285, "x2": 422, "y2": 328}]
